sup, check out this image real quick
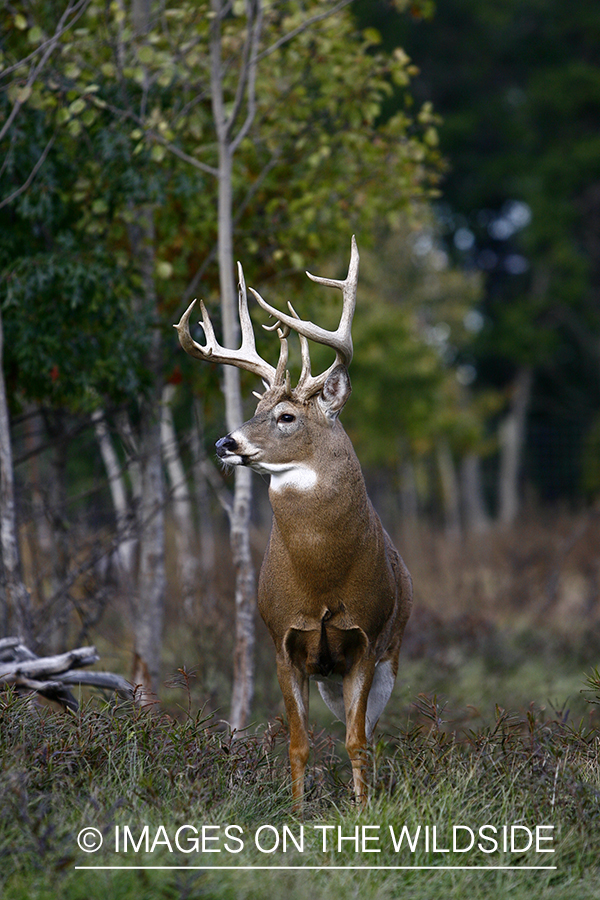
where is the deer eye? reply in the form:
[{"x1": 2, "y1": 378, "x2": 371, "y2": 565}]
[{"x1": 277, "y1": 413, "x2": 296, "y2": 425}]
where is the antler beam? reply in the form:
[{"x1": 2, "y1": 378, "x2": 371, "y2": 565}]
[{"x1": 175, "y1": 263, "x2": 287, "y2": 389}]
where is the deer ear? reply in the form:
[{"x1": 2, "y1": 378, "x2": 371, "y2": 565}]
[{"x1": 319, "y1": 366, "x2": 351, "y2": 419}]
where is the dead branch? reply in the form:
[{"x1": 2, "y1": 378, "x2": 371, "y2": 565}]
[{"x1": 0, "y1": 638, "x2": 134, "y2": 709}]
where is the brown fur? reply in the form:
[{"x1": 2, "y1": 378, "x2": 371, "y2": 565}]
[{"x1": 226, "y1": 377, "x2": 412, "y2": 807}]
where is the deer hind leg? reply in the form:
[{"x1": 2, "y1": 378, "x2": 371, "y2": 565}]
[
  {"x1": 276, "y1": 658, "x2": 309, "y2": 809},
  {"x1": 318, "y1": 658, "x2": 397, "y2": 739},
  {"x1": 343, "y1": 659, "x2": 376, "y2": 806}
]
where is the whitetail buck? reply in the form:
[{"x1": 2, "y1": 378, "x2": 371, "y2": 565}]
[{"x1": 175, "y1": 237, "x2": 412, "y2": 806}]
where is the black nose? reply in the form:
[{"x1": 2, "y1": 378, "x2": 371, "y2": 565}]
[{"x1": 216, "y1": 434, "x2": 238, "y2": 458}]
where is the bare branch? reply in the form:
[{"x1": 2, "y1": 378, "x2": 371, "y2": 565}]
[
  {"x1": 257, "y1": 0, "x2": 353, "y2": 62},
  {"x1": 230, "y1": 0, "x2": 263, "y2": 153},
  {"x1": 0, "y1": 0, "x2": 90, "y2": 81},
  {"x1": 0, "y1": 0, "x2": 91, "y2": 144},
  {"x1": 149, "y1": 129, "x2": 219, "y2": 176},
  {"x1": 98, "y1": 97, "x2": 220, "y2": 177},
  {"x1": 0, "y1": 646, "x2": 99, "y2": 679},
  {"x1": 0, "y1": 639, "x2": 134, "y2": 709},
  {"x1": 197, "y1": 454, "x2": 234, "y2": 520},
  {"x1": 0, "y1": 131, "x2": 57, "y2": 211}
]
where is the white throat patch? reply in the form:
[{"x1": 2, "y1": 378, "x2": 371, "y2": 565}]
[
  {"x1": 263, "y1": 462, "x2": 318, "y2": 493},
  {"x1": 225, "y1": 431, "x2": 318, "y2": 492}
]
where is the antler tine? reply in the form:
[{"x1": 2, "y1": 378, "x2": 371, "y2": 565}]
[
  {"x1": 249, "y1": 237, "x2": 359, "y2": 399},
  {"x1": 237, "y1": 263, "x2": 291, "y2": 390},
  {"x1": 174, "y1": 265, "x2": 279, "y2": 387},
  {"x1": 286, "y1": 302, "x2": 313, "y2": 389},
  {"x1": 250, "y1": 237, "x2": 358, "y2": 362},
  {"x1": 174, "y1": 298, "x2": 216, "y2": 361}
]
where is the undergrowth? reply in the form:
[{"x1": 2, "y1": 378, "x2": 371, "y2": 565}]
[{"x1": 1, "y1": 672, "x2": 600, "y2": 899}]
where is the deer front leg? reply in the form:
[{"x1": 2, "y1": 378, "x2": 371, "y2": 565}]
[
  {"x1": 343, "y1": 659, "x2": 376, "y2": 806},
  {"x1": 276, "y1": 657, "x2": 309, "y2": 810}
]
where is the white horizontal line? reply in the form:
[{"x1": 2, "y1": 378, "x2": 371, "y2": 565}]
[{"x1": 74, "y1": 865, "x2": 558, "y2": 871}]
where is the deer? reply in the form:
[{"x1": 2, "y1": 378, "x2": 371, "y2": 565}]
[{"x1": 175, "y1": 237, "x2": 412, "y2": 807}]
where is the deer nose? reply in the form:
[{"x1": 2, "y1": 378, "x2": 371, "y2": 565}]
[{"x1": 216, "y1": 434, "x2": 238, "y2": 458}]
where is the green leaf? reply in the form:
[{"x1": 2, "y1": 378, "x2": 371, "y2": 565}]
[
  {"x1": 69, "y1": 98, "x2": 86, "y2": 115},
  {"x1": 27, "y1": 26, "x2": 43, "y2": 45},
  {"x1": 137, "y1": 45, "x2": 155, "y2": 65},
  {"x1": 156, "y1": 260, "x2": 173, "y2": 279},
  {"x1": 363, "y1": 28, "x2": 382, "y2": 44}
]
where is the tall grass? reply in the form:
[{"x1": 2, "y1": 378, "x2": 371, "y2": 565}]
[
  {"x1": 4, "y1": 513, "x2": 600, "y2": 897},
  {"x1": 1, "y1": 670, "x2": 600, "y2": 900}
]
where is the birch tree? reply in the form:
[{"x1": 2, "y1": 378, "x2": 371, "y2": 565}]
[
  {"x1": 498, "y1": 366, "x2": 533, "y2": 526},
  {"x1": 200, "y1": 0, "x2": 261, "y2": 729},
  {"x1": 0, "y1": 307, "x2": 34, "y2": 642},
  {"x1": 161, "y1": 383, "x2": 199, "y2": 616}
]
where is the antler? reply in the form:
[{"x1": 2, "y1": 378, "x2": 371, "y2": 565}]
[
  {"x1": 175, "y1": 263, "x2": 288, "y2": 391},
  {"x1": 249, "y1": 236, "x2": 359, "y2": 399}
]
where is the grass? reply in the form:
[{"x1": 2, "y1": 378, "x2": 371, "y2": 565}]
[
  {"x1": 1, "y1": 670, "x2": 600, "y2": 900},
  {"x1": 4, "y1": 512, "x2": 600, "y2": 898}
]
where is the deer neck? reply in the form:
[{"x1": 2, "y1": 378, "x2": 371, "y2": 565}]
[{"x1": 267, "y1": 423, "x2": 370, "y2": 540}]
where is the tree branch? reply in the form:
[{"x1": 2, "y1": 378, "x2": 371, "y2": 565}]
[
  {"x1": 0, "y1": 639, "x2": 134, "y2": 709},
  {"x1": 0, "y1": 0, "x2": 91, "y2": 144},
  {"x1": 229, "y1": 0, "x2": 263, "y2": 152},
  {"x1": 257, "y1": 0, "x2": 353, "y2": 62},
  {"x1": 0, "y1": 0, "x2": 90, "y2": 81},
  {"x1": 0, "y1": 131, "x2": 57, "y2": 210}
]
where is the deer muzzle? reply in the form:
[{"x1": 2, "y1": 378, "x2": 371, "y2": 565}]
[{"x1": 215, "y1": 434, "x2": 242, "y2": 462}]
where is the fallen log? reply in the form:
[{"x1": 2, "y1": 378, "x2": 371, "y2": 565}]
[{"x1": 0, "y1": 637, "x2": 134, "y2": 710}]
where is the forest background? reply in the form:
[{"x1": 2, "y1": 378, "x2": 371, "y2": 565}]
[{"x1": 1, "y1": 0, "x2": 600, "y2": 742}]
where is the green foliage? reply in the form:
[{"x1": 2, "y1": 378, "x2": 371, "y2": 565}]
[
  {"x1": 341, "y1": 228, "x2": 486, "y2": 464},
  {"x1": 346, "y1": 299, "x2": 442, "y2": 465},
  {"x1": 0, "y1": 0, "x2": 449, "y2": 451},
  {"x1": 2, "y1": 242, "x2": 152, "y2": 412}
]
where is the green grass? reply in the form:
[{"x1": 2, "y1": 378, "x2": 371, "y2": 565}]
[{"x1": 2, "y1": 671, "x2": 600, "y2": 900}]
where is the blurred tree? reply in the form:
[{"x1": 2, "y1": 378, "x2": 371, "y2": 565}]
[
  {"x1": 0, "y1": 306, "x2": 33, "y2": 643},
  {"x1": 344, "y1": 225, "x2": 489, "y2": 534},
  {"x1": 354, "y1": 0, "x2": 600, "y2": 513}
]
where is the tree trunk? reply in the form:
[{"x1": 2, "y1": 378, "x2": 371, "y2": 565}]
[
  {"x1": 399, "y1": 457, "x2": 419, "y2": 525},
  {"x1": 461, "y1": 452, "x2": 491, "y2": 534},
  {"x1": 436, "y1": 440, "x2": 462, "y2": 541},
  {"x1": 23, "y1": 405, "x2": 53, "y2": 557},
  {"x1": 210, "y1": 2, "x2": 261, "y2": 730},
  {"x1": 217, "y1": 144, "x2": 256, "y2": 731},
  {"x1": 191, "y1": 398, "x2": 216, "y2": 601},
  {"x1": 132, "y1": 389, "x2": 165, "y2": 700},
  {"x1": 129, "y1": 208, "x2": 166, "y2": 701},
  {"x1": 92, "y1": 409, "x2": 136, "y2": 579},
  {"x1": 115, "y1": 411, "x2": 143, "y2": 504},
  {"x1": 161, "y1": 383, "x2": 199, "y2": 616},
  {"x1": 498, "y1": 367, "x2": 533, "y2": 526},
  {"x1": 0, "y1": 306, "x2": 33, "y2": 642},
  {"x1": 21, "y1": 405, "x2": 53, "y2": 611}
]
